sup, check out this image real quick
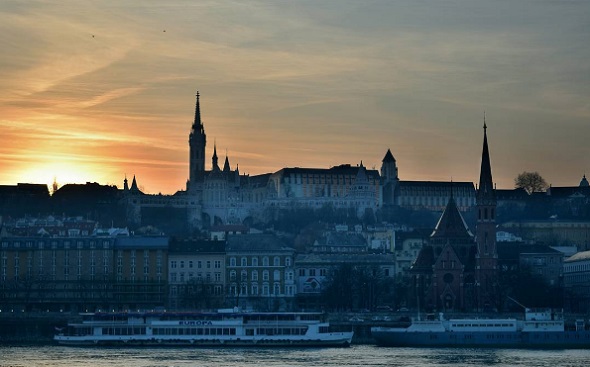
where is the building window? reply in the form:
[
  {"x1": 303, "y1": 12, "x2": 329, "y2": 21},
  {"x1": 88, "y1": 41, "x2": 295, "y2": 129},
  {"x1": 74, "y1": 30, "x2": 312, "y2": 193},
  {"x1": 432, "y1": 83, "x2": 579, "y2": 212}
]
[
  {"x1": 230, "y1": 270, "x2": 236, "y2": 282},
  {"x1": 241, "y1": 257, "x2": 247, "y2": 267},
  {"x1": 285, "y1": 257, "x2": 291, "y2": 267},
  {"x1": 214, "y1": 260, "x2": 221, "y2": 269},
  {"x1": 273, "y1": 257, "x2": 280, "y2": 266},
  {"x1": 263, "y1": 257, "x2": 269, "y2": 266},
  {"x1": 252, "y1": 271, "x2": 258, "y2": 281},
  {"x1": 252, "y1": 257, "x2": 258, "y2": 267},
  {"x1": 263, "y1": 270, "x2": 269, "y2": 281},
  {"x1": 230, "y1": 258, "x2": 236, "y2": 267}
]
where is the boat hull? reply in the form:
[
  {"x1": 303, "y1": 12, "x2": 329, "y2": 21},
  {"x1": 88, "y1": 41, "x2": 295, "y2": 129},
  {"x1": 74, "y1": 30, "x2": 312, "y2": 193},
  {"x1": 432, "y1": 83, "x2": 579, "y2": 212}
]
[
  {"x1": 371, "y1": 329, "x2": 590, "y2": 348},
  {"x1": 54, "y1": 334, "x2": 353, "y2": 348}
]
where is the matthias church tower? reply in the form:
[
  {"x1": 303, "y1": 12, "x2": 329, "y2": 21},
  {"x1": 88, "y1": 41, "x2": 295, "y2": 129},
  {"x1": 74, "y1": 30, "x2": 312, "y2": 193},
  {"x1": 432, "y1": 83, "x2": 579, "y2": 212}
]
[{"x1": 188, "y1": 91, "x2": 206, "y2": 191}]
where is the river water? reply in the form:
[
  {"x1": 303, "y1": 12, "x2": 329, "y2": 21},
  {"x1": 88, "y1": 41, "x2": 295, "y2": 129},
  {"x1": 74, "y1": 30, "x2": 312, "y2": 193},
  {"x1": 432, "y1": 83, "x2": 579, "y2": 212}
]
[{"x1": 1, "y1": 345, "x2": 589, "y2": 367}]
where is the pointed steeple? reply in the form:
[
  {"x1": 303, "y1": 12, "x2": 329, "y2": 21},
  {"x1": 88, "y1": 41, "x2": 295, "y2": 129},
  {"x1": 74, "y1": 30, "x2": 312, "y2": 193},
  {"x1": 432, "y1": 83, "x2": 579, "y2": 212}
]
[
  {"x1": 212, "y1": 140, "x2": 219, "y2": 171},
  {"x1": 129, "y1": 175, "x2": 142, "y2": 194},
  {"x1": 382, "y1": 149, "x2": 396, "y2": 163},
  {"x1": 223, "y1": 152, "x2": 231, "y2": 173},
  {"x1": 355, "y1": 161, "x2": 369, "y2": 184},
  {"x1": 123, "y1": 174, "x2": 129, "y2": 191},
  {"x1": 188, "y1": 90, "x2": 206, "y2": 188},
  {"x1": 191, "y1": 91, "x2": 203, "y2": 133},
  {"x1": 477, "y1": 116, "x2": 495, "y2": 205}
]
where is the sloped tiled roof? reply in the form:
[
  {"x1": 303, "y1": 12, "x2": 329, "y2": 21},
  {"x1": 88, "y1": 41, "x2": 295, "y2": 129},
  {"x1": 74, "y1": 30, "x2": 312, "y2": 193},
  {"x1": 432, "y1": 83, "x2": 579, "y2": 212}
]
[
  {"x1": 226, "y1": 234, "x2": 294, "y2": 252},
  {"x1": 430, "y1": 197, "x2": 473, "y2": 242}
]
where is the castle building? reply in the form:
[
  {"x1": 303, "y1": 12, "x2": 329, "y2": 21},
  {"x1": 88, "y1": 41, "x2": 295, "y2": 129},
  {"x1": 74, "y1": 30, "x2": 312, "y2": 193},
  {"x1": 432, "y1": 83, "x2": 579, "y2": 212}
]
[
  {"x1": 268, "y1": 162, "x2": 381, "y2": 216},
  {"x1": 123, "y1": 91, "x2": 483, "y2": 233}
]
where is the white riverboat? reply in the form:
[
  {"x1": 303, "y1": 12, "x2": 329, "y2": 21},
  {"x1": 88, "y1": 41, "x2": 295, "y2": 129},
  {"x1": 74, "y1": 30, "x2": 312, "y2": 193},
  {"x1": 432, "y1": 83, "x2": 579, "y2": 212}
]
[
  {"x1": 371, "y1": 309, "x2": 590, "y2": 348},
  {"x1": 54, "y1": 309, "x2": 353, "y2": 347}
]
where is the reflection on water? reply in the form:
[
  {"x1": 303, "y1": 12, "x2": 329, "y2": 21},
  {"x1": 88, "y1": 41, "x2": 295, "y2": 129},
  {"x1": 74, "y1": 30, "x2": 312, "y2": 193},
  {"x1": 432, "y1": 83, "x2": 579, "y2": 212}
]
[{"x1": 1, "y1": 345, "x2": 590, "y2": 367}]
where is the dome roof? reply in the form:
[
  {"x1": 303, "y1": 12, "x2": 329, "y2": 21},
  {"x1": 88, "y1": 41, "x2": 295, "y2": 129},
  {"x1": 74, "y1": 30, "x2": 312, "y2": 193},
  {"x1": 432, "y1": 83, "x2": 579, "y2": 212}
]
[{"x1": 580, "y1": 175, "x2": 589, "y2": 187}]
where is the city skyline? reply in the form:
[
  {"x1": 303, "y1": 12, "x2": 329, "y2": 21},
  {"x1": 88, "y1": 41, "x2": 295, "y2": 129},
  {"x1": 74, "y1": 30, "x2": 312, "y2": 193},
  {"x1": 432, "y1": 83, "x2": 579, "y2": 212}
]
[{"x1": 1, "y1": 1, "x2": 589, "y2": 194}]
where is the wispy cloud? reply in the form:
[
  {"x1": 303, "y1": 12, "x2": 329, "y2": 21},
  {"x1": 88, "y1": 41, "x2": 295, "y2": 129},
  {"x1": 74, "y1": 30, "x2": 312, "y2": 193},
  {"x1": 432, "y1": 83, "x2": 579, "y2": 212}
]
[{"x1": 1, "y1": 1, "x2": 589, "y2": 192}]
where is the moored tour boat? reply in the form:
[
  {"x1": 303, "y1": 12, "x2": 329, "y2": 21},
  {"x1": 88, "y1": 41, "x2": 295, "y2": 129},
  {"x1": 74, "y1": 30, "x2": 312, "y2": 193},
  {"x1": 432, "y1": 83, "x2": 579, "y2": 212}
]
[
  {"x1": 54, "y1": 308, "x2": 353, "y2": 347},
  {"x1": 371, "y1": 309, "x2": 590, "y2": 348}
]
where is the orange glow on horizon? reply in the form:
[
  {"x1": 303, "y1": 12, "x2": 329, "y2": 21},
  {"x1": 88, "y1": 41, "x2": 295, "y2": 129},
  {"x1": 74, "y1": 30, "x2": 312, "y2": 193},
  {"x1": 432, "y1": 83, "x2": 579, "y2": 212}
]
[{"x1": 17, "y1": 161, "x2": 109, "y2": 190}]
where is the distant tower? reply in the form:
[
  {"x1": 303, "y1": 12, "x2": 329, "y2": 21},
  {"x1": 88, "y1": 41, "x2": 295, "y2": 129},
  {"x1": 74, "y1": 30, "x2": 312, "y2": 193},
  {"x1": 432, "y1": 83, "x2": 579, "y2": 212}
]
[
  {"x1": 381, "y1": 149, "x2": 398, "y2": 181},
  {"x1": 188, "y1": 91, "x2": 207, "y2": 191},
  {"x1": 130, "y1": 175, "x2": 142, "y2": 194},
  {"x1": 380, "y1": 149, "x2": 399, "y2": 205},
  {"x1": 580, "y1": 174, "x2": 589, "y2": 187},
  {"x1": 475, "y1": 118, "x2": 498, "y2": 311}
]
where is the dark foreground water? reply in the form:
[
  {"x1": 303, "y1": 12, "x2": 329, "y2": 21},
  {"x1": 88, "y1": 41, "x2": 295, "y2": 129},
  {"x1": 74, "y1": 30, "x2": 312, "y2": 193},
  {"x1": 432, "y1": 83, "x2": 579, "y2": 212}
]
[{"x1": 1, "y1": 345, "x2": 590, "y2": 367}]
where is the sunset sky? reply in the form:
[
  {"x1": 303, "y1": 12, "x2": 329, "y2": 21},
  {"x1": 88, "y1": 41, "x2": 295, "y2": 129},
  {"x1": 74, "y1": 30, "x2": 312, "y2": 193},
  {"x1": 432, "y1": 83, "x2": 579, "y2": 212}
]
[{"x1": 1, "y1": 1, "x2": 589, "y2": 194}]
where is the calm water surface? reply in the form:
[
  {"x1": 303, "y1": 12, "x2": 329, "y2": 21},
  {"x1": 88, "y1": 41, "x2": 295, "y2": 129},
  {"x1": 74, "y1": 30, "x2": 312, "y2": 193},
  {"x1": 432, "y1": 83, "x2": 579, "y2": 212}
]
[{"x1": 1, "y1": 345, "x2": 590, "y2": 367}]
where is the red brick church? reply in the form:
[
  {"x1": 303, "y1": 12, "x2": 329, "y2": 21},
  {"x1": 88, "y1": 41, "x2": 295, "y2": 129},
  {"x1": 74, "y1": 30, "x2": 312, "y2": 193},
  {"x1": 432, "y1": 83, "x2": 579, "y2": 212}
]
[{"x1": 410, "y1": 122, "x2": 498, "y2": 312}]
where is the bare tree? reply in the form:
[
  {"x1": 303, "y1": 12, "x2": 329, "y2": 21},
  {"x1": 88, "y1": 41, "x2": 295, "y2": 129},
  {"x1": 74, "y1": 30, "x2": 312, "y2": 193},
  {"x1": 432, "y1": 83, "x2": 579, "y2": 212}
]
[{"x1": 515, "y1": 171, "x2": 548, "y2": 194}]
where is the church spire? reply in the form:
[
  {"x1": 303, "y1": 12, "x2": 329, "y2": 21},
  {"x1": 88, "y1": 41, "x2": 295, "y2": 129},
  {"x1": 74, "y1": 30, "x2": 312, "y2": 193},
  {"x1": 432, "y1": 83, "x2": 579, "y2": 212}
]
[
  {"x1": 212, "y1": 140, "x2": 219, "y2": 171},
  {"x1": 223, "y1": 151, "x2": 231, "y2": 173},
  {"x1": 191, "y1": 91, "x2": 203, "y2": 133},
  {"x1": 129, "y1": 175, "x2": 142, "y2": 194},
  {"x1": 188, "y1": 90, "x2": 206, "y2": 188},
  {"x1": 477, "y1": 116, "x2": 495, "y2": 205}
]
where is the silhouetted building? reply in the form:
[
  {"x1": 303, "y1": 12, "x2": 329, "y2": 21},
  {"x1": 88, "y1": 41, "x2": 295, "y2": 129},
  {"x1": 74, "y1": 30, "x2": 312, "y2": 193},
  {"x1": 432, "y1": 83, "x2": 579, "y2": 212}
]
[
  {"x1": 0, "y1": 183, "x2": 50, "y2": 217},
  {"x1": 475, "y1": 122, "x2": 499, "y2": 310},
  {"x1": 410, "y1": 192, "x2": 477, "y2": 311},
  {"x1": 409, "y1": 122, "x2": 498, "y2": 312}
]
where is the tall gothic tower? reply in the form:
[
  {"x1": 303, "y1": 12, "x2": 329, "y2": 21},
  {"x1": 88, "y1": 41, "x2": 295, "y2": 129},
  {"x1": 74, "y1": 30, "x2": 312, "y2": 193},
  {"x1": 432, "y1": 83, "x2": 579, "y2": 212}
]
[
  {"x1": 188, "y1": 91, "x2": 206, "y2": 191},
  {"x1": 475, "y1": 119, "x2": 498, "y2": 310}
]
